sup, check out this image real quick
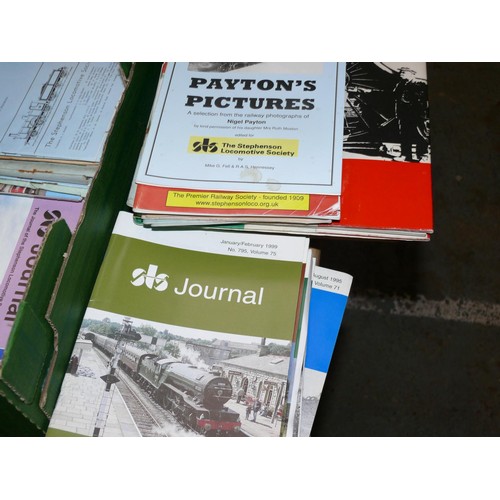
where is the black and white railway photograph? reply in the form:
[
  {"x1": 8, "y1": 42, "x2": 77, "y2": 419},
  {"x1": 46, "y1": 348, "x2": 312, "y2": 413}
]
[
  {"x1": 48, "y1": 310, "x2": 293, "y2": 437},
  {"x1": 343, "y1": 62, "x2": 430, "y2": 163}
]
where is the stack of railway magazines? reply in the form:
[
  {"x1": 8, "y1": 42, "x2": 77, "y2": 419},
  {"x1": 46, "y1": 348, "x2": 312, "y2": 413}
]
[
  {"x1": 0, "y1": 62, "x2": 126, "y2": 365},
  {"x1": 128, "y1": 62, "x2": 433, "y2": 241},
  {"x1": 0, "y1": 62, "x2": 126, "y2": 202},
  {"x1": 46, "y1": 211, "x2": 352, "y2": 437}
]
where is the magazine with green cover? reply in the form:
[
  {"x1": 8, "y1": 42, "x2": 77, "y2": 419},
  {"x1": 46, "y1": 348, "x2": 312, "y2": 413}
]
[{"x1": 47, "y1": 211, "x2": 310, "y2": 437}]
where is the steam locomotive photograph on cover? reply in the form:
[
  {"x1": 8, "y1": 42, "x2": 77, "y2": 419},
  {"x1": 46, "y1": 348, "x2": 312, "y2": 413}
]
[
  {"x1": 48, "y1": 311, "x2": 293, "y2": 437},
  {"x1": 343, "y1": 62, "x2": 431, "y2": 164}
]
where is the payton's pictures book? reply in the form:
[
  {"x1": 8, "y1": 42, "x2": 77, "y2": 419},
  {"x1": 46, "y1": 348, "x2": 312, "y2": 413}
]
[{"x1": 130, "y1": 62, "x2": 346, "y2": 224}]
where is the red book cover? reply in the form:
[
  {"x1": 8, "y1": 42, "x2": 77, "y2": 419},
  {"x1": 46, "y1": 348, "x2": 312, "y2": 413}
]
[
  {"x1": 330, "y1": 62, "x2": 433, "y2": 236},
  {"x1": 332, "y1": 156, "x2": 433, "y2": 233}
]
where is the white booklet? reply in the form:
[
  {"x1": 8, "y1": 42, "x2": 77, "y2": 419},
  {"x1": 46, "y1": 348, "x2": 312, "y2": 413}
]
[{"x1": 134, "y1": 62, "x2": 346, "y2": 196}]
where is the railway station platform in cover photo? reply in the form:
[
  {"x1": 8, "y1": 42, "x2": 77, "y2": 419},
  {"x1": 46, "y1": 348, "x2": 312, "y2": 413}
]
[{"x1": 47, "y1": 339, "x2": 281, "y2": 438}]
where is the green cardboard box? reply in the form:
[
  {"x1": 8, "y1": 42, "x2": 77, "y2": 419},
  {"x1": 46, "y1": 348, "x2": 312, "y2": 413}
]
[{"x1": 0, "y1": 62, "x2": 162, "y2": 436}]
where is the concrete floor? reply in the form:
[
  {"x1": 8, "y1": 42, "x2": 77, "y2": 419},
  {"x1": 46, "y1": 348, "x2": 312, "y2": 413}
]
[{"x1": 310, "y1": 62, "x2": 500, "y2": 436}]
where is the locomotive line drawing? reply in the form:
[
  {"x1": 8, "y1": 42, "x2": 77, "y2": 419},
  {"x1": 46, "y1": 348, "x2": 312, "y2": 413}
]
[
  {"x1": 9, "y1": 66, "x2": 68, "y2": 145},
  {"x1": 87, "y1": 332, "x2": 242, "y2": 436}
]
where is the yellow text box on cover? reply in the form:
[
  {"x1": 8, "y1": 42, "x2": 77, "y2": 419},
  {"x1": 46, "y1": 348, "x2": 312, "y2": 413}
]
[
  {"x1": 166, "y1": 191, "x2": 310, "y2": 211},
  {"x1": 188, "y1": 137, "x2": 299, "y2": 158}
]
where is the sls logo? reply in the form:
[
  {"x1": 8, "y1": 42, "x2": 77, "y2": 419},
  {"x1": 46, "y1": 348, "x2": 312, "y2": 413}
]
[
  {"x1": 192, "y1": 137, "x2": 218, "y2": 153},
  {"x1": 131, "y1": 264, "x2": 169, "y2": 291}
]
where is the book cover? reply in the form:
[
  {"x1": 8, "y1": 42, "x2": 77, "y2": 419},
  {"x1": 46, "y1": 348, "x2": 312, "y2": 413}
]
[
  {"x1": 328, "y1": 62, "x2": 433, "y2": 237},
  {"x1": 0, "y1": 63, "x2": 125, "y2": 183},
  {"x1": 0, "y1": 194, "x2": 84, "y2": 359},
  {"x1": 298, "y1": 266, "x2": 352, "y2": 437},
  {"x1": 47, "y1": 212, "x2": 310, "y2": 437},
  {"x1": 134, "y1": 62, "x2": 346, "y2": 196}
]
